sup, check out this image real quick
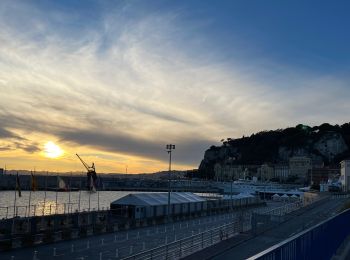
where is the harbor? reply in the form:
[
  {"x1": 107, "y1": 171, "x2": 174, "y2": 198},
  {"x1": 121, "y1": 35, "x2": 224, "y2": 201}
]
[
  {"x1": 0, "y1": 186, "x2": 333, "y2": 260},
  {"x1": 0, "y1": 169, "x2": 324, "y2": 260}
]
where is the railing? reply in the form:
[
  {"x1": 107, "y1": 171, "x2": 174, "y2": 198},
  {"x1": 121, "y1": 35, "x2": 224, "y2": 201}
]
[
  {"x1": 121, "y1": 216, "x2": 250, "y2": 260},
  {"x1": 248, "y1": 208, "x2": 350, "y2": 260},
  {"x1": 2, "y1": 199, "x2": 312, "y2": 259},
  {"x1": 0, "y1": 203, "x2": 111, "y2": 219},
  {"x1": 254, "y1": 201, "x2": 302, "y2": 216},
  {"x1": 121, "y1": 201, "x2": 304, "y2": 260},
  {"x1": 332, "y1": 193, "x2": 350, "y2": 199}
]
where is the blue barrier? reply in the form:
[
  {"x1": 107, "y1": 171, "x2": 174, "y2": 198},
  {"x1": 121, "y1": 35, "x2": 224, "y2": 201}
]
[{"x1": 249, "y1": 209, "x2": 350, "y2": 260}]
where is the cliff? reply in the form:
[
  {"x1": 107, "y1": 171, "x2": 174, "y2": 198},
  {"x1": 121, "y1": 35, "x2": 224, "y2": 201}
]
[{"x1": 198, "y1": 123, "x2": 350, "y2": 179}]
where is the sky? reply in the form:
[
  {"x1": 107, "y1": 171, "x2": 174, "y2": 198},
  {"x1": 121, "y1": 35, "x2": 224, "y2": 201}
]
[{"x1": 0, "y1": 0, "x2": 349, "y2": 173}]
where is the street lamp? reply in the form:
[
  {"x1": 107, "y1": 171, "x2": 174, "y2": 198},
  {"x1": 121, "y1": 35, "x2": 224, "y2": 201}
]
[{"x1": 166, "y1": 144, "x2": 175, "y2": 218}]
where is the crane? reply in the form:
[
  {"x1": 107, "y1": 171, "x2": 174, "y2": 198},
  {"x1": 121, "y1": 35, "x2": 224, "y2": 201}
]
[{"x1": 76, "y1": 153, "x2": 97, "y2": 192}]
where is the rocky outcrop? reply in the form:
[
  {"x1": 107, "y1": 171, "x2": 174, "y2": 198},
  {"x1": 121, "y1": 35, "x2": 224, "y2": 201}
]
[{"x1": 198, "y1": 123, "x2": 350, "y2": 179}]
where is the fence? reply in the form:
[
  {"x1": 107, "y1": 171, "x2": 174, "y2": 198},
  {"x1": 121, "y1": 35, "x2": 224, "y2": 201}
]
[
  {"x1": 332, "y1": 193, "x2": 350, "y2": 199},
  {"x1": 0, "y1": 203, "x2": 111, "y2": 219},
  {"x1": 121, "y1": 201, "x2": 304, "y2": 260},
  {"x1": 121, "y1": 216, "x2": 250, "y2": 260},
  {"x1": 248, "y1": 208, "x2": 350, "y2": 260},
  {"x1": 1, "y1": 199, "x2": 309, "y2": 259}
]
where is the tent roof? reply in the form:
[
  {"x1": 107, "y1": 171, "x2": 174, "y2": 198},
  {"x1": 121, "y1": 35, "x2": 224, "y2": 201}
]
[
  {"x1": 111, "y1": 192, "x2": 205, "y2": 207},
  {"x1": 272, "y1": 194, "x2": 280, "y2": 197},
  {"x1": 222, "y1": 193, "x2": 255, "y2": 200}
]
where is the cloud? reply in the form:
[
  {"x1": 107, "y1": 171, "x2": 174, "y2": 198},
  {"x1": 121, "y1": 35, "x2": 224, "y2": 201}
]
[
  {"x1": 0, "y1": 128, "x2": 18, "y2": 139},
  {"x1": 0, "y1": 1, "x2": 349, "y2": 170},
  {"x1": 0, "y1": 126, "x2": 40, "y2": 153},
  {"x1": 0, "y1": 144, "x2": 13, "y2": 151},
  {"x1": 14, "y1": 142, "x2": 41, "y2": 153},
  {"x1": 58, "y1": 129, "x2": 213, "y2": 165},
  {"x1": 0, "y1": 127, "x2": 25, "y2": 141}
]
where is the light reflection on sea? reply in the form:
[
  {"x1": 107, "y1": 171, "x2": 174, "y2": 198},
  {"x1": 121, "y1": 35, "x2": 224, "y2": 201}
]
[{"x1": 0, "y1": 190, "x2": 150, "y2": 218}]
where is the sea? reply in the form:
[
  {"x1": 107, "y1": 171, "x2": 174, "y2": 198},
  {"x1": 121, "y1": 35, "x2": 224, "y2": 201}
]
[{"x1": 0, "y1": 190, "x2": 149, "y2": 219}]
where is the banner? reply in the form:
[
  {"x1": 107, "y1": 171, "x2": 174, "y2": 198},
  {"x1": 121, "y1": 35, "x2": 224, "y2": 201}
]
[
  {"x1": 31, "y1": 171, "x2": 37, "y2": 191},
  {"x1": 16, "y1": 173, "x2": 22, "y2": 197}
]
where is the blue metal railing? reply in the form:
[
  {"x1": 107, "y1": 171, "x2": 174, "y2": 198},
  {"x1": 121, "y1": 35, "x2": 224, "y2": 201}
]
[{"x1": 248, "y1": 208, "x2": 350, "y2": 260}]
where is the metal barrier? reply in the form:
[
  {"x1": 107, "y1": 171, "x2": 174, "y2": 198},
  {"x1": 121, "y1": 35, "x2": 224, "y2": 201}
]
[
  {"x1": 254, "y1": 201, "x2": 302, "y2": 216},
  {"x1": 121, "y1": 217, "x2": 249, "y2": 260},
  {"x1": 121, "y1": 201, "x2": 304, "y2": 260},
  {"x1": 248, "y1": 208, "x2": 350, "y2": 260},
  {"x1": 0, "y1": 203, "x2": 111, "y2": 219},
  {"x1": 332, "y1": 194, "x2": 350, "y2": 199},
  {"x1": 3, "y1": 200, "x2": 310, "y2": 259}
]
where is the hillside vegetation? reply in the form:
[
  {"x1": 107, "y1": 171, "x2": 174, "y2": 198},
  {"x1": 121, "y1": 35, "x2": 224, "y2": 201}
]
[{"x1": 198, "y1": 123, "x2": 350, "y2": 179}]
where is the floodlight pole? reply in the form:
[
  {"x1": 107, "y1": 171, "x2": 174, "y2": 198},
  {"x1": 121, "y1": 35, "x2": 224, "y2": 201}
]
[{"x1": 166, "y1": 144, "x2": 175, "y2": 218}]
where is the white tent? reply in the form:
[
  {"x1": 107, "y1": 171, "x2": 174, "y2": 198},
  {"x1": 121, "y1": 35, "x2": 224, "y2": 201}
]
[
  {"x1": 272, "y1": 194, "x2": 280, "y2": 201},
  {"x1": 281, "y1": 194, "x2": 289, "y2": 201},
  {"x1": 111, "y1": 192, "x2": 205, "y2": 207}
]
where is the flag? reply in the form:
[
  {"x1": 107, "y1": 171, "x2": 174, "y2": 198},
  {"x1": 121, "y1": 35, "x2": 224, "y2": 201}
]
[
  {"x1": 57, "y1": 176, "x2": 67, "y2": 190},
  {"x1": 16, "y1": 173, "x2": 22, "y2": 197},
  {"x1": 90, "y1": 174, "x2": 96, "y2": 192},
  {"x1": 31, "y1": 171, "x2": 37, "y2": 191}
]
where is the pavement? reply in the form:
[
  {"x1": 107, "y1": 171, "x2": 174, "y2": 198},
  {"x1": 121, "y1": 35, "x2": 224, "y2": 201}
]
[{"x1": 183, "y1": 197, "x2": 349, "y2": 260}]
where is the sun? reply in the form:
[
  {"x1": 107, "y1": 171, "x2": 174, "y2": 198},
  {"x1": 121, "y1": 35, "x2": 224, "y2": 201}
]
[{"x1": 44, "y1": 141, "x2": 64, "y2": 158}]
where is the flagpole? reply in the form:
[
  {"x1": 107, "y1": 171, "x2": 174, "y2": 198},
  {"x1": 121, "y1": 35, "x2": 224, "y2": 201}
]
[
  {"x1": 78, "y1": 174, "x2": 82, "y2": 212},
  {"x1": 12, "y1": 172, "x2": 18, "y2": 234},
  {"x1": 28, "y1": 171, "x2": 33, "y2": 217},
  {"x1": 13, "y1": 172, "x2": 18, "y2": 218},
  {"x1": 68, "y1": 172, "x2": 72, "y2": 214},
  {"x1": 55, "y1": 175, "x2": 58, "y2": 214},
  {"x1": 42, "y1": 171, "x2": 48, "y2": 216},
  {"x1": 88, "y1": 175, "x2": 91, "y2": 212},
  {"x1": 97, "y1": 176, "x2": 100, "y2": 211}
]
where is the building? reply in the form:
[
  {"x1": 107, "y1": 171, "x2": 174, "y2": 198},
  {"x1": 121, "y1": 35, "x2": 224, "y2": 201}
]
[
  {"x1": 289, "y1": 156, "x2": 312, "y2": 181},
  {"x1": 257, "y1": 164, "x2": 274, "y2": 181},
  {"x1": 274, "y1": 164, "x2": 290, "y2": 181},
  {"x1": 340, "y1": 160, "x2": 350, "y2": 191},
  {"x1": 0, "y1": 168, "x2": 3, "y2": 175},
  {"x1": 310, "y1": 167, "x2": 340, "y2": 186},
  {"x1": 214, "y1": 162, "x2": 262, "y2": 181},
  {"x1": 214, "y1": 163, "x2": 244, "y2": 181}
]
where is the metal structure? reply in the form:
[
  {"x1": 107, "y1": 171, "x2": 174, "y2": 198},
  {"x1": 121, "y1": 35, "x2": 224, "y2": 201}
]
[
  {"x1": 166, "y1": 144, "x2": 175, "y2": 217},
  {"x1": 76, "y1": 154, "x2": 97, "y2": 192}
]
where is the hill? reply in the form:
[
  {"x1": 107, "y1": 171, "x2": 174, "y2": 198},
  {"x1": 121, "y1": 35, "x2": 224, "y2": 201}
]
[{"x1": 198, "y1": 123, "x2": 350, "y2": 179}]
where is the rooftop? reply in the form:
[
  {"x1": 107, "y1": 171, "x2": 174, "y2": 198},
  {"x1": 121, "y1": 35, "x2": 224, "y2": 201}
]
[{"x1": 111, "y1": 192, "x2": 206, "y2": 207}]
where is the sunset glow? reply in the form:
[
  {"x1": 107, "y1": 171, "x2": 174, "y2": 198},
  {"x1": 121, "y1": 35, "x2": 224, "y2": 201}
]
[{"x1": 44, "y1": 142, "x2": 64, "y2": 159}]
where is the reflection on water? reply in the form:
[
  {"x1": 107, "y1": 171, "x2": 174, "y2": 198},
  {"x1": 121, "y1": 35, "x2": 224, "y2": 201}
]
[{"x1": 0, "y1": 190, "x2": 147, "y2": 219}]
